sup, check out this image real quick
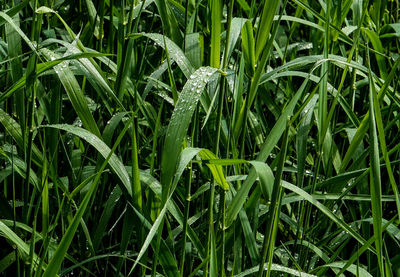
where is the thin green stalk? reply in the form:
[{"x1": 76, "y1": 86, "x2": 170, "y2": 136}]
[
  {"x1": 131, "y1": 114, "x2": 142, "y2": 210},
  {"x1": 318, "y1": 0, "x2": 329, "y2": 148},
  {"x1": 98, "y1": 0, "x2": 105, "y2": 53},
  {"x1": 179, "y1": 106, "x2": 198, "y2": 275},
  {"x1": 204, "y1": 180, "x2": 216, "y2": 277},
  {"x1": 23, "y1": 53, "x2": 38, "y2": 224},
  {"x1": 179, "y1": 163, "x2": 193, "y2": 275}
]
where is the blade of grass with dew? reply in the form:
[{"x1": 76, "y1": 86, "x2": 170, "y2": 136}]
[
  {"x1": 235, "y1": 263, "x2": 317, "y2": 277},
  {"x1": 50, "y1": 40, "x2": 124, "y2": 112},
  {"x1": 161, "y1": 67, "x2": 218, "y2": 201},
  {"x1": 317, "y1": 261, "x2": 373, "y2": 277},
  {"x1": 40, "y1": 48, "x2": 101, "y2": 137},
  {"x1": 0, "y1": 52, "x2": 111, "y2": 103},
  {"x1": 0, "y1": 11, "x2": 37, "y2": 53},
  {"x1": 185, "y1": 33, "x2": 202, "y2": 69},
  {"x1": 0, "y1": 0, "x2": 29, "y2": 28}
]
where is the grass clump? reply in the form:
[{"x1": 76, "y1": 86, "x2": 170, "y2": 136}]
[{"x1": 1, "y1": 0, "x2": 400, "y2": 276}]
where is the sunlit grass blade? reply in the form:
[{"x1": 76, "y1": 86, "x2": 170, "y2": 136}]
[
  {"x1": 161, "y1": 67, "x2": 218, "y2": 201},
  {"x1": 0, "y1": 221, "x2": 45, "y2": 272}
]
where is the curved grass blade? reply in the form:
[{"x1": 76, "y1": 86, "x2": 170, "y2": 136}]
[
  {"x1": 40, "y1": 48, "x2": 101, "y2": 137},
  {"x1": 0, "y1": 11, "x2": 37, "y2": 52},
  {"x1": 0, "y1": 52, "x2": 110, "y2": 103},
  {"x1": 42, "y1": 117, "x2": 133, "y2": 277},
  {"x1": 210, "y1": 0, "x2": 222, "y2": 68},
  {"x1": 317, "y1": 262, "x2": 373, "y2": 277},
  {"x1": 136, "y1": 33, "x2": 194, "y2": 78},
  {"x1": 129, "y1": 147, "x2": 203, "y2": 274},
  {"x1": 0, "y1": 221, "x2": 44, "y2": 272},
  {"x1": 226, "y1": 77, "x2": 308, "y2": 228},
  {"x1": 235, "y1": 263, "x2": 316, "y2": 277},
  {"x1": 281, "y1": 182, "x2": 373, "y2": 251},
  {"x1": 161, "y1": 67, "x2": 218, "y2": 201},
  {"x1": 47, "y1": 39, "x2": 124, "y2": 112},
  {"x1": 0, "y1": 108, "x2": 43, "y2": 165},
  {"x1": 44, "y1": 124, "x2": 132, "y2": 196},
  {"x1": 198, "y1": 149, "x2": 229, "y2": 190},
  {"x1": 254, "y1": 0, "x2": 281, "y2": 60},
  {"x1": 340, "y1": 57, "x2": 400, "y2": 171}
]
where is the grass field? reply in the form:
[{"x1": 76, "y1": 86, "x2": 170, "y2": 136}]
[{"x1": 1, "y1": 0, "x2": 400, "y2": 276}]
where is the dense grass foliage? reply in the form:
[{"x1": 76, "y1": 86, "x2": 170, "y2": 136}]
[{"x1": 1, "y1": 0, "x2": 400, "y2": 276}]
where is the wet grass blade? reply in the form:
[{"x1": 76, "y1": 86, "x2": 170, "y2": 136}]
[
  {"x1": 41, "y1": 48, "x2": 101, "y2": 137},
  {"x1": 161, "y1": 67, "x2": 218, "y2": 201}
]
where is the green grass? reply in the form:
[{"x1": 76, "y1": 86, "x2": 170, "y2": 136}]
[{"x1": 1, "y1": 0, "x2": 400, "y2": 276}]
